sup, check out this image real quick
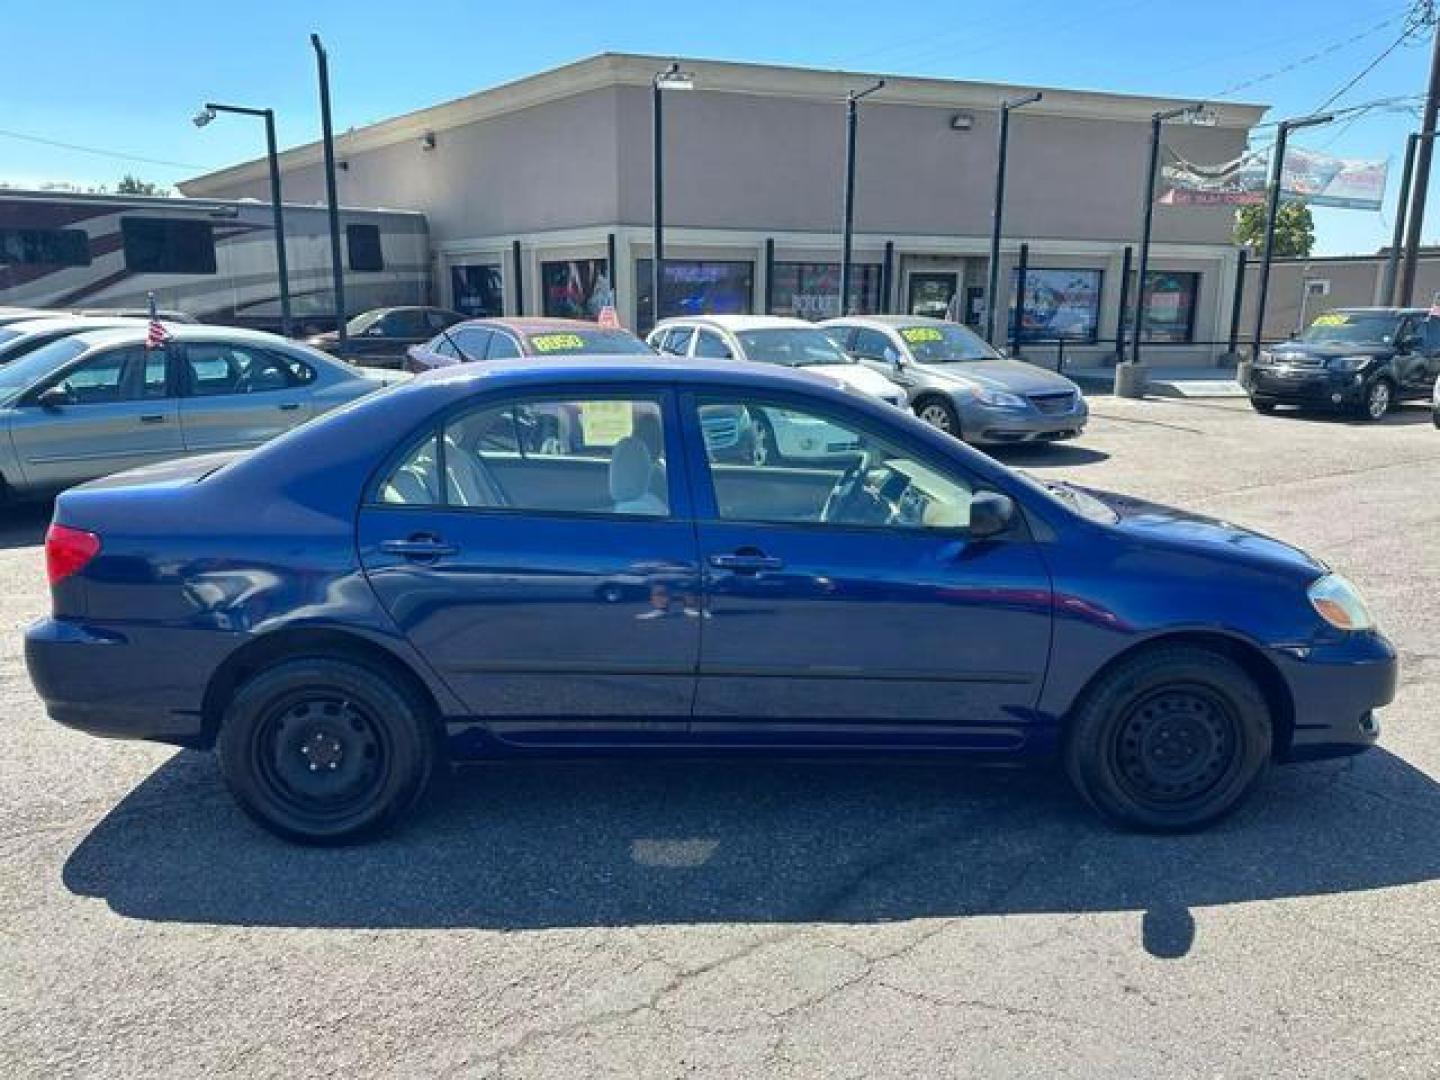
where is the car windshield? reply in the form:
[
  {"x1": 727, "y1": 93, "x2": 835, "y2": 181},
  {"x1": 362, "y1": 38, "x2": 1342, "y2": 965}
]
[
  {"x1": 736, "y1": 328, "x2": 854, "y2": 367},
  {"x1": 896, "y1": 323, "x2": 1000, "y2": 363},
  {"x1": 345, "y1": 311, "x2": 385, "y2": 336},
  {"x1": 525, "y1": 329, "x2": 654, "y2": 355},
  {"x1": 0, "y1": 337, "x2": 90, "y2": 400},
  {"x1": 1300, "y1": 312, "x2": 1403, "y2": 346}
]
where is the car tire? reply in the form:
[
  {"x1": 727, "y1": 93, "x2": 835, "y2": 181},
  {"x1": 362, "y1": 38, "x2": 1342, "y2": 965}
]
[
  {"x1": 1064, "y1": 646, "x2": 1272, "y2": 832},
  {"x1": 915, "y1": 396, "x2": 962, "y2": 439},
  {"x1": 1357, "y1": 378, "x2": 1394, "y2": 422},
  {"x1": 218, "y1": 658, "x2": 438, "y2": 844},
  {"x1": 1433, "y1": 405, "x2": 1440, "y2": 430},
  {"x1": 1249, "y1": 396, "x2": 1277, "y2": 414}
]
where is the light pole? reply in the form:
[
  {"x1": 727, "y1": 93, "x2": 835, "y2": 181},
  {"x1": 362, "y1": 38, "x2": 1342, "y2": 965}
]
[
  {"x1": 194, "y1": 103, "x2": 293, "y2": 337},
  {"x1": 840, "y1": 80, "x2": 884, "y2": 317},
  {"x1": 311, "y1": 33, "x2": 347, "y2": 349},
  {"x1": 1129, "y1": 102, "x2": 1206, "y2": 367},
  {"x1": 1250, "y1": 113, "x2": 1333, "y2": 363},
  {"x1": 651, "y1": 63, "x2": 693, "y2": 330},
  {"x1": 983, "y1": 91, "x2": 1041, "y2": 345}
]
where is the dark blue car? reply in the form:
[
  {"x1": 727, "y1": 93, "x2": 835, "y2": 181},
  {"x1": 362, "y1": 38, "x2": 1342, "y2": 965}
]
[{"x1": 26, "y1": 357, "x2": 1397, "y2": 843}]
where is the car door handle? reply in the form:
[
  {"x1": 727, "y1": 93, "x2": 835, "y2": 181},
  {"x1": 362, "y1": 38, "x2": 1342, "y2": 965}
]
[
  {"x1": 709, "y1": 551, "x2": 784, "y2": 573},
  {"x1": 278, "y1": 402, "x2": 300, "y2": 412},
  {"x1": 380, "y1": 536, "x2": 459, "y2": 560},
  {"x1": 139, "y1": 413, "x2": 166, "y2": 424}
]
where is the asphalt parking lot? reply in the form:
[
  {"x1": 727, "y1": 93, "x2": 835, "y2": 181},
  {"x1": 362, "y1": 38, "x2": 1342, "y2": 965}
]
[{"x1": 3, "y1": 395, "x2": 1440, "y2": 1079}]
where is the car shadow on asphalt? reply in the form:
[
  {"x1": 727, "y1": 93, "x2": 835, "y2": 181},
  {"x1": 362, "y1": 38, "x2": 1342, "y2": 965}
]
[
  {"x1": 0, "y1": 500, "x2": 52, "y2": 550},
  {"x1": 62, "y1": 747, "x2": 1440, "y2": 958},
  {"x1": 987, "y1": 444, "x2": 1110, "y2": 467},
  {"x1": 1262, "y1": 403, "x2": 1437, "y2": 428}
]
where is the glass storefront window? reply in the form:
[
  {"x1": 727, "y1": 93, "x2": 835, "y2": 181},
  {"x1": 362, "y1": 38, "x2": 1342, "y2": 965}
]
[
  {"x1": 450, "y1": 264, "x2": 503, "y2": 318},
  {"x1": 1123, "y1": 271, "x2": 1199, "y2": 343},
  {"x1": 1007, "y1": 267, "x2": 1102, "y2": 343},
  {"x1": 770, "y1": 262, "x2": 882, "y2": 321},
  {"x1": 542, "y1": 258, "x2": 615, "y2": 320},
  {"x1": 635, "y1": 259, "x2": 755, "y2": 332}
]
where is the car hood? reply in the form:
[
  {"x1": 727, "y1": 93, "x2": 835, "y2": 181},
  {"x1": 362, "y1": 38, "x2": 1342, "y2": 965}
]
[
  {"x1": 1267, "y1": 342, "x2": 1394, "y2": 362},
  {"x1": 805, "y1": 363, "x2": 903, "y2": 399},
  {"x1": 914, "y1": 358, "x2": 1081, "y2": 395},
  {"x1": 1081, "y1": 486, "x2": 1325, "y2": 578}
]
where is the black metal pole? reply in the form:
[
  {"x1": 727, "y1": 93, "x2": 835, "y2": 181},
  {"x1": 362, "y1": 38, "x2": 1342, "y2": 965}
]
[
  {"x1": 261, "y1": 110, "x2": 293, "y2": 337},
  {"x1": 1131, "y1": 114, "x2": 1164, "y2": 366},
  {"x1": 1401, "y1": 25, "x2": 1440, "y2": 307},
  {"x1": 881, "y1": 240, "x2": 895, "y2": 315},
  {"x1": 1228, "y1": 247, "x2": 1247, "y2": 355},
  {"x1": 310, "y1": 34, "x2": 347, "y2": 348},
  {"x1": 606, "y1": 231, "x2": 617, "y2": 316},
  {"x1": 1010, "y1": 242, "x2": 1029, "y2": 357},
  {"x1": 984, "y1": 92, "x2": 1041, "y2": 345},
  {"x1": 652, "y1": 74, "x2": 664, "y2": 331},
  {"x1": 1384, "y1": 132, "x2": 1420, "y2": 306},
  {"x1": 511, "y1": 239, "x2": 524, "y2": 315},
  {"x1": 840, "y1": 80, "x2": 883, "y2": 318},
  {"x1": 1114, "y1": 245, "x2": 1133, "y2": 364},
  {"x1": 763, "y1": 238, "x2": 775, "y2": 314}
]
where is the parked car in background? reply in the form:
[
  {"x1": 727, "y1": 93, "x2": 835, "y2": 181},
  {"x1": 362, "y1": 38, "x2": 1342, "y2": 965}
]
[
  {"x1": 307, "y1": 307, "x2": 465, "y2": 368},
  {"x1": 0, "y1": 316, "x2": 150, "y2": 365},
  {"x1": 1433, "y1": 366, "x2": 1440, "y2": 428},
  {"x1": 1248, "y1": 307, "x2": 1440, "y2": 420},
  {"x1": 821, "y1": 316, "x2": 1088, "y2": 445},
  {"x1": 404, "y1": 317, "x2": 654, "y2": 373},
  {"x1": 27, "y1": 355, "x2": 1395, "y2": 842},
  {"x1": 0, "y1": 325, "x2": 405, "y2": 501}
]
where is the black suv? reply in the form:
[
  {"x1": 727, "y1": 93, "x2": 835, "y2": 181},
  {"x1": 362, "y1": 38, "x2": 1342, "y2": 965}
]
[{"x1": 1248, "y1": 307, "x2": 1440, "y2": 421}]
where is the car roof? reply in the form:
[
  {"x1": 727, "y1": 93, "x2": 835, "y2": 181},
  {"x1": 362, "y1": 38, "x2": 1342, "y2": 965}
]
[
  {"x1": 3, "y1": 316, "x2": 147, "y2": 334},
  {"x1": 656, "y1": 314, "x2": 816, "y2": 332},
  {"x1": 52, "y1": 324, "x2": 317, "y2": 351},
  {"x1": 451, "y1": 317, "x2": 623, "y2": 336},
  {"x1": 822, "y1": 315, "x2": 955, "y2": 329},
  {"x1": 1332, "y1": 307, "x2": 1428, "y2": 317},
  {"x1": 414, "y1": 353, "x2": 849, "y2": 395}
]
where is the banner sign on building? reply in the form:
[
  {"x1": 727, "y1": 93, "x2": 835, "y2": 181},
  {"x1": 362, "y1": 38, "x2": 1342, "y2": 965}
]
[{"x1": 1159, "y1": 146, "x2": 1388, "y2": 211}]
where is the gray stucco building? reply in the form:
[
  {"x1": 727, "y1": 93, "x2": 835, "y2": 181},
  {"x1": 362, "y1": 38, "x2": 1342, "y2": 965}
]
[{"x1": 181, "y1": 53, "x2": 1264, "y2": 366}]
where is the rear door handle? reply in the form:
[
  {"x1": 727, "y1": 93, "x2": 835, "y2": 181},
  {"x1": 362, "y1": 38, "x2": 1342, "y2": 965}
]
[
  {"x1": 380, "y1": 536, "x2": 459, "y2": 561},
  {"x1": 278, "y1": 402, "x2": 300, "y2": 412},
  {"x1": 139, "y1": 413, "x2": 166, "y2": 424},
  {"x1": 709, "y1": 551, "x2": 784, "y2": 573}
]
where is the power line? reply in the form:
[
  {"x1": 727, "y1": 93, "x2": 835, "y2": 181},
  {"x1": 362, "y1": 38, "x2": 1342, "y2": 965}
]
[
  {"x1": 0, "y1": 127, "x2": 205, "y2": 173},
  {"x1": 1208, "y1": 11, "x2": 1411, "y2": 101},
  {"x1": 1312, "y1": 4, "x2": 1431, "y2": 115}
]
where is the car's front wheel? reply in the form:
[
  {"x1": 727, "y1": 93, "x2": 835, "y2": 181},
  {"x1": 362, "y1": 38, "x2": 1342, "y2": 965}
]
[
  {"x1": 1064, "y1": 646, "x2": 1272, "y2": 831},
  {"x1": 1358, "y1": 378, "x2": 1394, "y2": 422},
  {"x1": 1249, "y1": 396, "x2": 1277, "y2": 414},
  {"x1": 915, "y1": 396, "x2": 962, "y2": 438},
  {"x1": 218, "y1": 658, "x2": 437, "y2": 844}
]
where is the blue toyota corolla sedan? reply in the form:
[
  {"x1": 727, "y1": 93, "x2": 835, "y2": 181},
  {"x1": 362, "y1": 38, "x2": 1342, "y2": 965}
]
[{"x1": 26, "y1": 357, "x2": 1397, "y2": 843}]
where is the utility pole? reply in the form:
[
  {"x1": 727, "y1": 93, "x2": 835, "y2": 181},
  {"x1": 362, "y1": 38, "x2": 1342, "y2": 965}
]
[
  {"x1": 311, "y1": 34, "x2": 347, "y2": 348},
  {"x1": 983, "y1": 92, "x2": 1041, "y2": 345},
  {"x1": 1384, "y1": 132, "x2": 1420, "y2": 305},
  {"x1": 1401, "y1": 17, "x2": 1440, "y2": 306},
  {"x1": 840, "y1": 80, "x2": 884, "y2": 317}
]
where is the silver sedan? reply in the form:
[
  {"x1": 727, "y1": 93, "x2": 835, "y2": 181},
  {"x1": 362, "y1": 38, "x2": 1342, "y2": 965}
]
[
  {"x1": 822, "y1": 315, "x2": 1088, "y2": 445},
  {"x1": 0, "y1": 325, "x2": 406, "y2": 500}
]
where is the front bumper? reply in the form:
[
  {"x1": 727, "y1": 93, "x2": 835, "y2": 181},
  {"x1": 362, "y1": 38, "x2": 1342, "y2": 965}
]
[
  {"x1": 25, "y1": 617, "x2": 226, "y2": 746},
  {"x1": 1271, "y1": 631, "x2": 1397, "y2": 761},
  {"x1": 956, "y1": 400, "x2": 1089, "y2": 444},
  {"x1": 1249, "y1": 365, "x2": 1368, "y2": 407}
]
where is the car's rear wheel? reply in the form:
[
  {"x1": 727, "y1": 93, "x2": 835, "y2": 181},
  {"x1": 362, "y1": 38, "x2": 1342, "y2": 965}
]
[
  {"x1": 1358, "y1": 378, "x2": 1393, "y2": 422},
  {"x1": 916, "y1": 396, "x2": 962, "y2": 438},
  {"x1": 1249, "y1": 396, "x2": 1277, "y2": 414},
  {"x1": 1064, "y1": 647, "x2": 1271, "y2": 832},
  {"x1": 218, "y1": 658, "x2": 437, "y2": 844}
]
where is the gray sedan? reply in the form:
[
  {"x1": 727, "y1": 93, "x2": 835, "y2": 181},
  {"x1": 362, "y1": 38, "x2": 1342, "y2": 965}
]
[
  {"x1": 0, "y1": 326, "x2": 406, "y2": 500},
  {"x1": 822, "y1": 315, "x2": 1088, "y2": 445}
]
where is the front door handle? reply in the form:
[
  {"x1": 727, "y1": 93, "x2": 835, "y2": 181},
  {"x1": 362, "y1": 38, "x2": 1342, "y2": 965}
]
[
  {"x1": 709, "y1": 550, "x2": 784, "y2": 574},
  {"x1": 139, "y1": 413, "x2": 166, "y2": 424},
  {"x1": 380, "y1": 535, "x2": 459, "y2": 561},
  {"x1": 278, "y1": 402, "x2": 301, "y2": 412}
]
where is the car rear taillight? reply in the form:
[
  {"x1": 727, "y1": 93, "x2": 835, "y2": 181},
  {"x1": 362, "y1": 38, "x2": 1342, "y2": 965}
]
[{"x1": 45, "y1": 523, "x2": 101, "y2": 585}]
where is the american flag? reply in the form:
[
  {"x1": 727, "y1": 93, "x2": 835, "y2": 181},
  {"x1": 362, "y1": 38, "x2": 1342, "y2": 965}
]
[{"x1": 145, "y1": 293, "x2": 171, "y2": 350}]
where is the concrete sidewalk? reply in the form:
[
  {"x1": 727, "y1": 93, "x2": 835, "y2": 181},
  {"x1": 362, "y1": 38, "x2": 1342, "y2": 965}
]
[{"x1": 1063, "y1": 364, "x2": 1247, "y2": 399}]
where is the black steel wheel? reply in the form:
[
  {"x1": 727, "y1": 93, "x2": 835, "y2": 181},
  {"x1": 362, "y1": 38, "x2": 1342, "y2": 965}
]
[
  {"x1": 1065, "y1": 646, "x2": 1271, "y2": 831},
  {"x1": 218, "y1": 658, "x2": 437, "y2": 844}
]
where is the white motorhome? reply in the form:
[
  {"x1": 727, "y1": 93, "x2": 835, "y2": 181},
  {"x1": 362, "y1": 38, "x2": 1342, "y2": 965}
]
[{"x1": 0, "y1": 190, "x2": 429, "y2": 335}]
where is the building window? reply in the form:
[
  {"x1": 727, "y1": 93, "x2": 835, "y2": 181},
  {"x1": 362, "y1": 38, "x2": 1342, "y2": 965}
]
[
  {"x1": 0, "y1": 227, "x2": 91, "y2": 268},
  {"x1": 450, "y1": 264, "x2": 503, "y2": 317},
  {"x1": 770, "y1": 262, "x2": 882, "y2": 321},
  {"x1": 1120, "y1": 271, "x2": 1199, "y2": 343},
  {"x1": 121, "y1": 218, "x2": 217, "y2": 275},
  {"x1": 346, "y1": 223, "x2": 385, "y2": 272},
  {"x1": 635, "y1": 259, "x2": 754, "y2": 332},
  {"x1": 542, "y1": 258, "x2": 614, "y2": 320},
  {"x1": 1008, "y1": 267, "x2": 1102, "y2": 343}
]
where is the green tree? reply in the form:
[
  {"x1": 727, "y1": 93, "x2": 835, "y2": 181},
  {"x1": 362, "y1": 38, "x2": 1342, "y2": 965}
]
[
  {"x1": 115, "y1": 174, "x2": 168, "y2": 197},
  {"x1": 1234, "y1": 202, "x2": 1314, "y2": 257}
]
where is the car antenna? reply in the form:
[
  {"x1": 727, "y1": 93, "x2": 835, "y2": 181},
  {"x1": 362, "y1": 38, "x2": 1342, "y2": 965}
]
[{"x1": 439, "y1": 325, "x2": 475, "y2": 364}]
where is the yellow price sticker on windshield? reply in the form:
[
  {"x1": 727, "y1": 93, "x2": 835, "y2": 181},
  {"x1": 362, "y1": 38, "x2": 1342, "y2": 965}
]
[
  {"x1": 579, "y1": 401, "x2": 633, "y2": 446},
  {"x1": 1311, "y1": 313, "x2": 1348, "y2": 327},
  {"x1": 900, "y1": 327, "x2": 944, "y2": 343},
  {"x1": 531, "y1": 333, "x2": 587, "y2": 353}
]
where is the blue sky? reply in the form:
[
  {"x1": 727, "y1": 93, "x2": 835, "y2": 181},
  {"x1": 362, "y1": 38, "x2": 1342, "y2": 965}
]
[{"x1": 0, "y1": 0, "x2": 1430, "y2": 254}]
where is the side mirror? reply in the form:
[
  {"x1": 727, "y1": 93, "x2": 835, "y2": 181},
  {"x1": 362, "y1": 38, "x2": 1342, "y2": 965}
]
[
  {"x1": 36, "y1": 386, "x2": 69, "y2": 410},
  {"x1": 968, "y1": 490, "x2": 1015, "y2": 539}
]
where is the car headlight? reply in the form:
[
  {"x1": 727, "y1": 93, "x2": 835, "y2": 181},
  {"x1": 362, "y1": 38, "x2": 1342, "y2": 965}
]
[
  {"x1": 973, "y1": 388, "x2": 1026, "y2": 408},
  {"x1": 1308, "y1": 573, "x2": 1375, "y2": 631},
  {"x1": 1326, "y1": 355, "x2": 1371, "y2": 372}
]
